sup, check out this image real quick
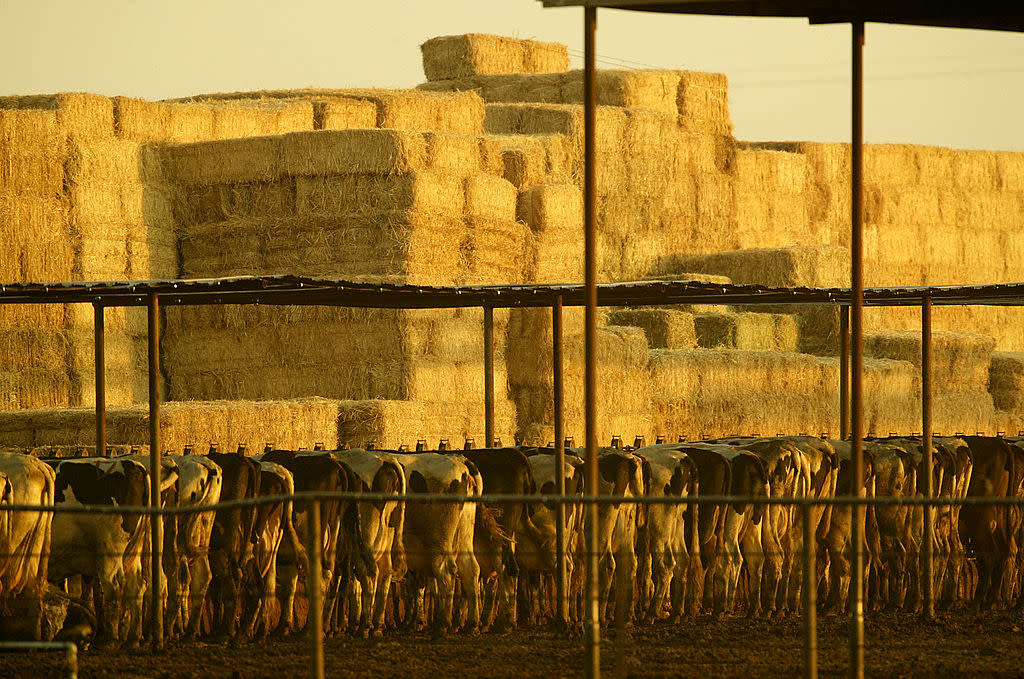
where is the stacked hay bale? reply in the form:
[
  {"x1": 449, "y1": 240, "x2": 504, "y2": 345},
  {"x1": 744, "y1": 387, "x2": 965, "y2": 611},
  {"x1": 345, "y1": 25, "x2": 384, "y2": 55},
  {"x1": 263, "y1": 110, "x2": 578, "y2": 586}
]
[
  {"x1": 0, "y1": 397, "x2": 339, "y2": 453},
  {"x1": 865, "y1": 330, "x2": 996, "y2": 433},
  {"x1": 648, "y1": 349, "x2": 919, "y2": 439},
  {"x1": 159, "y1": 125, "x2": 526, "y2": 444},
  {"x1": 664, "y1": 245, "x2": 849, "y2": 355},
  {"x1": 0, "y1": 102, "x2": 72, "y2": 410}
]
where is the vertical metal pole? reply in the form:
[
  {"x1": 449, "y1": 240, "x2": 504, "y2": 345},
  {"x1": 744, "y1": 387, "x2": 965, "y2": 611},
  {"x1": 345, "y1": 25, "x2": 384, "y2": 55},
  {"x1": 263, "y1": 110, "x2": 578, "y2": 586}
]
[
  {"x1": 922, "y1": 294, "x2": 934, "y2": 619},
  {"x1": 306, "y1": 500, "x2": 324, "y2": 679},
  {"x1": 94, "y1": 303, "x2": 106, "y2": 457},
  {"x1": 553, "y1": 297, "x2": 568, "y2": 625},
  {"x1": 840, "y1": 306, "x2": 850, "y2": 441},
  {"x1": 484, "y1": 306, "x2": 495, "y2": 448},
  {"x1": 583, "y1": 6, "x2": 601, "y2": 679},
  {"x1": 849, "y1": 20, "x2": 866, "y2": 679},
  {"x1": 802, "y1": 502, "x2": 818, "y2": 679},
  {"x1": 147, "y1": 292, "x2": 163, "y2": 649}
]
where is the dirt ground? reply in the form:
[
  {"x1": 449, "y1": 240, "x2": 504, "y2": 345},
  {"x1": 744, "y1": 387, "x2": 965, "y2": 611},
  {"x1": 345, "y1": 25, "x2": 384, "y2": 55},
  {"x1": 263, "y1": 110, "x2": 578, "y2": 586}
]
[{"x1": 3, "y1": 610, "x2": 1024, "y2": 679}]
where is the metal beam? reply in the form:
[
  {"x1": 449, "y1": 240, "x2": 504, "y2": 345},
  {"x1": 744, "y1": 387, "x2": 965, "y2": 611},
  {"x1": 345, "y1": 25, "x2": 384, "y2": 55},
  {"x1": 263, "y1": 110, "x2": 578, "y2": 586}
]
[
  {"x1": 306, "y1": 500, "x2": 325, "y2": 679},
  {"x1": 848, "y1": 19, "x2": 866, "y2": 679},
  {"x1": 94, "y1": 304, "x2": 106, "y2": 457},
  {"x1": 147, "y1": 292, "x2": 163, "y2": 649},
  {"x1": 484, "y1": 306, "x2": 495, "y2": 447},
  {"x1": 583, "y1": 6, "x2": 601, "y2": 678},
  {"x1": 553, "y1": 297, "x2": 569, "y2": 625},
  {"x1": 840, "y1": 305, "x2": 850, "y2": 440},
  {"x1": 922, "y1": 293, "x2": 935, "y2": 618},
  {"x1": 802, "y1": 502, "x2": 818, "y2": 679}
]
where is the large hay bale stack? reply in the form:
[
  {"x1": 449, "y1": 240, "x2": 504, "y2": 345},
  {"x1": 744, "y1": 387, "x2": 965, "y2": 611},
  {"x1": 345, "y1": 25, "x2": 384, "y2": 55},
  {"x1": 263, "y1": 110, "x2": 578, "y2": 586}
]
[
  {"x1": 693, "y1": 311, "x2": 798, "y2": 352},
  {"x1": 990, "y1": 352, "x2": 1024, "y2": 414},
  {"x1": 420, "y1": 34, "x2": 569, "y2": 82}
]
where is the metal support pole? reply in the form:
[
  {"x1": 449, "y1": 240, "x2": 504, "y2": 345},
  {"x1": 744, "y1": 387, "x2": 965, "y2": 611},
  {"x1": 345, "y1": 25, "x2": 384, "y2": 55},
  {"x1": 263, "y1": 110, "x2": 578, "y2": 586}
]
[
  {"x1": 840, "y1": 306, "x2": 850, "y2": 441},
  {"x1": 849, "y1": 20, "x2": 866, "y2": 679},
  {"x1": 147, "y1": 292, "x2": 163, "y2": 649},
  {"x1": 583, "y1": 6, "x2": 600, "y2": 678},
  {"x1": 922, "y1": 294, "x2": 935, "y2": 619},
  {"x1": 94, "y1": 303, "x2": 106, "y2": 457},
  {"x1": 802, "y1": 503, "x2": 818, "y2": 679},
  {"x1": 553, "y1": 297, "x2": 569, "y2": 625},
  {"x1": 306, "y1": 500, "x2": 324, "y2": 679},
  {"x1": 484, "y1": 306, "x2": 495, "y2": 447}
]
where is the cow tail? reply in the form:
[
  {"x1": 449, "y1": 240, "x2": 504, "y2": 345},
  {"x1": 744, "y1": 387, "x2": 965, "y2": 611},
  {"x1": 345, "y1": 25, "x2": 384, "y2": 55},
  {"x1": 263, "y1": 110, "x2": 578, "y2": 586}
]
[{"x1": 389, "y1": 461, "x2": 408, "y2": 582}]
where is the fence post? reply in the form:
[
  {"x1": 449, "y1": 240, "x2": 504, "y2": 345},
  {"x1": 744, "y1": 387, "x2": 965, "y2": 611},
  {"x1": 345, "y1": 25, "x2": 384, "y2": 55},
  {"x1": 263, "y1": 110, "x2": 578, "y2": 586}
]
[
  {"x1": 306, "y1": 499, "x2": 324, "y2": 679},
  {"x1": 802, "y1": 503, "x2": 818, "y2": 679},
  {"x1": 553, "y1": 297, "x2": 568, "y2": 626},
  {"x1": 922, "y1": 293, "x2": 935, "y2": 619},
  {"x1": 147, "y1": 292, "x2": 163, "y2": 649},
  {"x1": 483, "y1": 305, "x2": 494, "y2": 448}
]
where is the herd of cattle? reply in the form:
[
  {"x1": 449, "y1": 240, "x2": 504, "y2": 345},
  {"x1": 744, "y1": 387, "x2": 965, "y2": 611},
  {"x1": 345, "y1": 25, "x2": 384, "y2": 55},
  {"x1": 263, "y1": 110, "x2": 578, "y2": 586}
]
[{"x1": 0, "y1": 433, "x2": 1022, "y2": 646}]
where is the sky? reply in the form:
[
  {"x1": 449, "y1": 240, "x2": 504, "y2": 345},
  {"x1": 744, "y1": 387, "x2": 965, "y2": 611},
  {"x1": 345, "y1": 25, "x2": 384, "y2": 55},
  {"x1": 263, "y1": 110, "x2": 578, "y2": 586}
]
[{"x1": 2, "y1": 1, "x2": 1023, "y2": 151}]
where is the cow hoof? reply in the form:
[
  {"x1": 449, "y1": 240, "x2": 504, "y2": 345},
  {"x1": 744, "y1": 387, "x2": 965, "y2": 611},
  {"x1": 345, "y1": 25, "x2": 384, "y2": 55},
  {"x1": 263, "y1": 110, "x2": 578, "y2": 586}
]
[
  {"x1": 371, "y1": 628, "x2": 384, "y2": 639},
  {"x1": 461, "y1": 625, "x2": 480, "y2": 636}
]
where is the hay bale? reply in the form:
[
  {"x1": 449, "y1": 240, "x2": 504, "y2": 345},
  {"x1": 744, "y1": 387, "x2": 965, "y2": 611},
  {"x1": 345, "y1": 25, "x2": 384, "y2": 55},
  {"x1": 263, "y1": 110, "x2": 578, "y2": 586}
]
[
  {"x1": 0, "y1": 92, "x2": 114, "y2": 140},
  {"x1": 693, "y1": 311, "x2": 798, "y2": 352},
  {"x1": 464, "y1": 173, "x2": 516, "y2": 220},
  {"x1": 990, "y1": 352, "x2": 1024, "y2": 413},
  {"x1": 865, "y1": 330, "x2": 995, "y2": 391},
  {"x1": 516, "y1": 183, "x2": 583, "y2": 283},
  {"x1": 734, "y1": 148, "x2": 808, "y2": 244},
  {"x1": 337, "y1": 397, "x2": 517, "y2": 450},
  {"x1": 667, "y1": 245, "x2": 849, "y2": 288},
  {"x1": 0, "y1": 109, "x2": 65, "y2": 198},
  {"x1": 425, "y1": 132, "x2": 481, "y2": 174},
  {"x1": 317, "y1": 99, "x2": 378, "y2": 130},
  {"x1": 677, "y1": 71, "x2": 732, "y2": 136},
  {"x1": 161, "y1": 135, "x2": 284, "y2": 186},
  {"x1": 421, "y1": 34, "x2": 569, "y2": 82},
  {"x1": 0, "y1": 194, "x2": 73, "y2": 282},
  {"x1": 607, "y1": 309, "x2": 696, "y2": 349},
  {"x1": 210, "y1": 100, "x2": 315, "y2": 138},
  {"x1": 114, "y1": 97, "x2": 171, "y2": 141},
  {"x1": 282, "y1": 129, "x2": 429, "y2": 177},
  {"x1": 294, "y1": 171, "x2": 464, "y2": 217}
]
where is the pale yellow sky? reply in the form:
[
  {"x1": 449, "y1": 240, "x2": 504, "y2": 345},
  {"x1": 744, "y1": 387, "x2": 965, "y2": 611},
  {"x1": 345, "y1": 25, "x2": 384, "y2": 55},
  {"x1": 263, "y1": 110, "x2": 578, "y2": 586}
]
[{"x1": 2, "y1": 0, "x2": 1022, "y2": 150}]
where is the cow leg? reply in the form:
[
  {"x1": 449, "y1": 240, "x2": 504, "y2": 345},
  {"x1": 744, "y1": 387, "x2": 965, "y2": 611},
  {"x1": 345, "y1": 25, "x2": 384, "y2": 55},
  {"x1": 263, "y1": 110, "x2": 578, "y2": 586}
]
[
  {"x1": 645, "y1": 543, "x2": 674, "y2": 624},
  {"x1": 371, "y1": 561, "x2": 393, "y2": 636},
  {"x1": 275, "y1": 562, "x2": 299, "y2": 636},
  {"x1": 122, "y1": 564, "x2": 146, "y2": 645},
  {"x1": 430, "y1": 556, "x2": 457, "y2": 636},
  {"x1": 455, "y1": 549, "x2": 481, "y2": 633},
  {"x1": 185, "y1": 557, "x2": 211, "y2": 639},
  {"x1": 742, "y1": 527, "x2": 765, "y2": 618}
]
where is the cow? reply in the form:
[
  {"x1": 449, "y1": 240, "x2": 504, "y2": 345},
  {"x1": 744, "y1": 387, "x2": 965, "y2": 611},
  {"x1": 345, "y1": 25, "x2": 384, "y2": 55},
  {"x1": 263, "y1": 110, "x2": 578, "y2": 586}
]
[
  {"x1": 456, "y1": 447, "x2": 538, "y2": 630},
  {"x1": 934, "y1": 437, "x2": 973, "y2": 608},
  {"x1": 960, "y1": 435, "x2": 1019, "y2": 609},
  {"x1": 392, "y1": 452, "x2": 479, "y2": 636},
  {"x1": 257, "y1": 450, "x2": 348, "y2": 637},
  {"x1": 205, "y1": 451, "x2": 261, "y2": 639},
  {"x1": 47, "y1": 457, "x2": 150, "y2": 645},
  {"x1": 166, "y1": 453, "x2": 222, "y2": 639},
  {"x1": 329, "y1": 448, "x2": 406, "y2": 637},
  {"x1": 0, "y1": 453, "x2": 56, "y2": 640},
  {"x1": 516, "y1": 449, "x2": 585, "y2": 626},
  {"x1": 822, "y1": 440, "x2": 878, "y2": 613},
  {"x1": 865, "y1": 440, "x2": 918, "y2": 610},
  {"x1": 632, "y1": 445, "x2": 699, "y2": 623},
  {"x1": 239, "y1": 460, "x2": 297, "y2": 641},
  {"x1": 723, "y1": 438, "x2": 805, "y2": 617},
  {"x1": 114, "y1": 453, "x2": 180, "y2": 639},
  {"x1": 591, "y1": 448, "x2": 645, "y2": 625}
]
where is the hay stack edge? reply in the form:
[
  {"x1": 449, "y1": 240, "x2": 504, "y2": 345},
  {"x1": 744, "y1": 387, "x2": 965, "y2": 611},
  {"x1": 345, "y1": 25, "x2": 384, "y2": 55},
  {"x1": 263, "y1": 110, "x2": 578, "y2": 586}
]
[{"x1": 2, "y1": 33, "x2": 1023, "y2": 451}]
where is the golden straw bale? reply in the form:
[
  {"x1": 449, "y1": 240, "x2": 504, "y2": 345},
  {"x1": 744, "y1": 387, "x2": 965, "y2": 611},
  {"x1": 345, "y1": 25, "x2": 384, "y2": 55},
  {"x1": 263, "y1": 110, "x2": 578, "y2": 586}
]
[
  {"x1": 294, "y1": 171, "x2": 463, "y2": 217},
  {"x1": 464, "y1": 173, "x2": 516, "y2": 220},
  {"x1": 607, "y1": 309, "x2": 697, "y2": 349},
  {"x1": 210, "y1": 100, "x2": 314, "y2": 139},
  {"x1": 990, "y1": 352, "x2": 1024, "y2": 413},
  {"x1": 421, "y1": 34, "x2": 569, "y2": 82},
  {"x1": 516, "y1": 183, "x2": 583, "y2": 283},
  {"x1": 0, "y1": 109, "x2": 65, "y2": 197},
  {"x1": 418, "y1": 72, "x2": 566, "y2": 105},
  {"x1": 114, "y1": 97, "x2": 171, "y2": 141},
  {"x1": 557, "y1": 70, "x2": 681, "y2": 115},
  {"x1": 693, "y1": 312, "x2": 798, "y2": 352},
  {"x1": 0, "y1": 369, "x2": 73, "y2": 413},
  {"x1": 161, "y1": 135, "x2": 283, "y2": 186},
  {"x1": 952, "y1": 150, "x2": 999, "y2": 192},
  {"x1": 317, "y1": 98, "x2": 378, "y2": 130},
  {"x1": 677, "y1": 71, "x2": 732, "y2": 136},
  {"x1": 0, "y1": 194, "x2": 73, "y2": 282},
  {"x1": 865, "y1": 330, "x2": 995, "y2": 391},
  {"x1": 337, "y1": 398, "x2": 517, "y2": 450},
  {"x1": 0, "y1": 92, "x2": 114, "y2": 140},
  {"x1": 282, "y1": 129, "x2": 429, "y2": 176},
  {"x1": 425, "y1": 132, "x2": 481, "y2": 173},
  {"x1": 484, "y1": 103, "x2": 626, "y2": 151},
  {"x1": 995, "y1": 151, "x2": 1024, "y2": 192},
  {"x1": 669, "y1": 244, "x2": 849, "y2": 288}
]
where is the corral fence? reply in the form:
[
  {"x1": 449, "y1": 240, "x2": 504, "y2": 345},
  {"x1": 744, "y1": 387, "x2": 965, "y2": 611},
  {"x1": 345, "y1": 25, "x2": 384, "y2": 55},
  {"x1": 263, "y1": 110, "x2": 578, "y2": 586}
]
[{"x1": 3, "y1": 490, "x2": 1024, "y2": 679}]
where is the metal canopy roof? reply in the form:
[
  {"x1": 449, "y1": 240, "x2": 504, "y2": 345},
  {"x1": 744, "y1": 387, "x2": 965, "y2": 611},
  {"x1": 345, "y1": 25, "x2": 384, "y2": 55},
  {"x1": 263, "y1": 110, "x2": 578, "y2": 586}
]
[
  {"x1": 3, "y1": 276, "x2": 1024, "y2": 309},
  {"x1": 540, "y1": 0, "x2": 1024, "y2": 32}
]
